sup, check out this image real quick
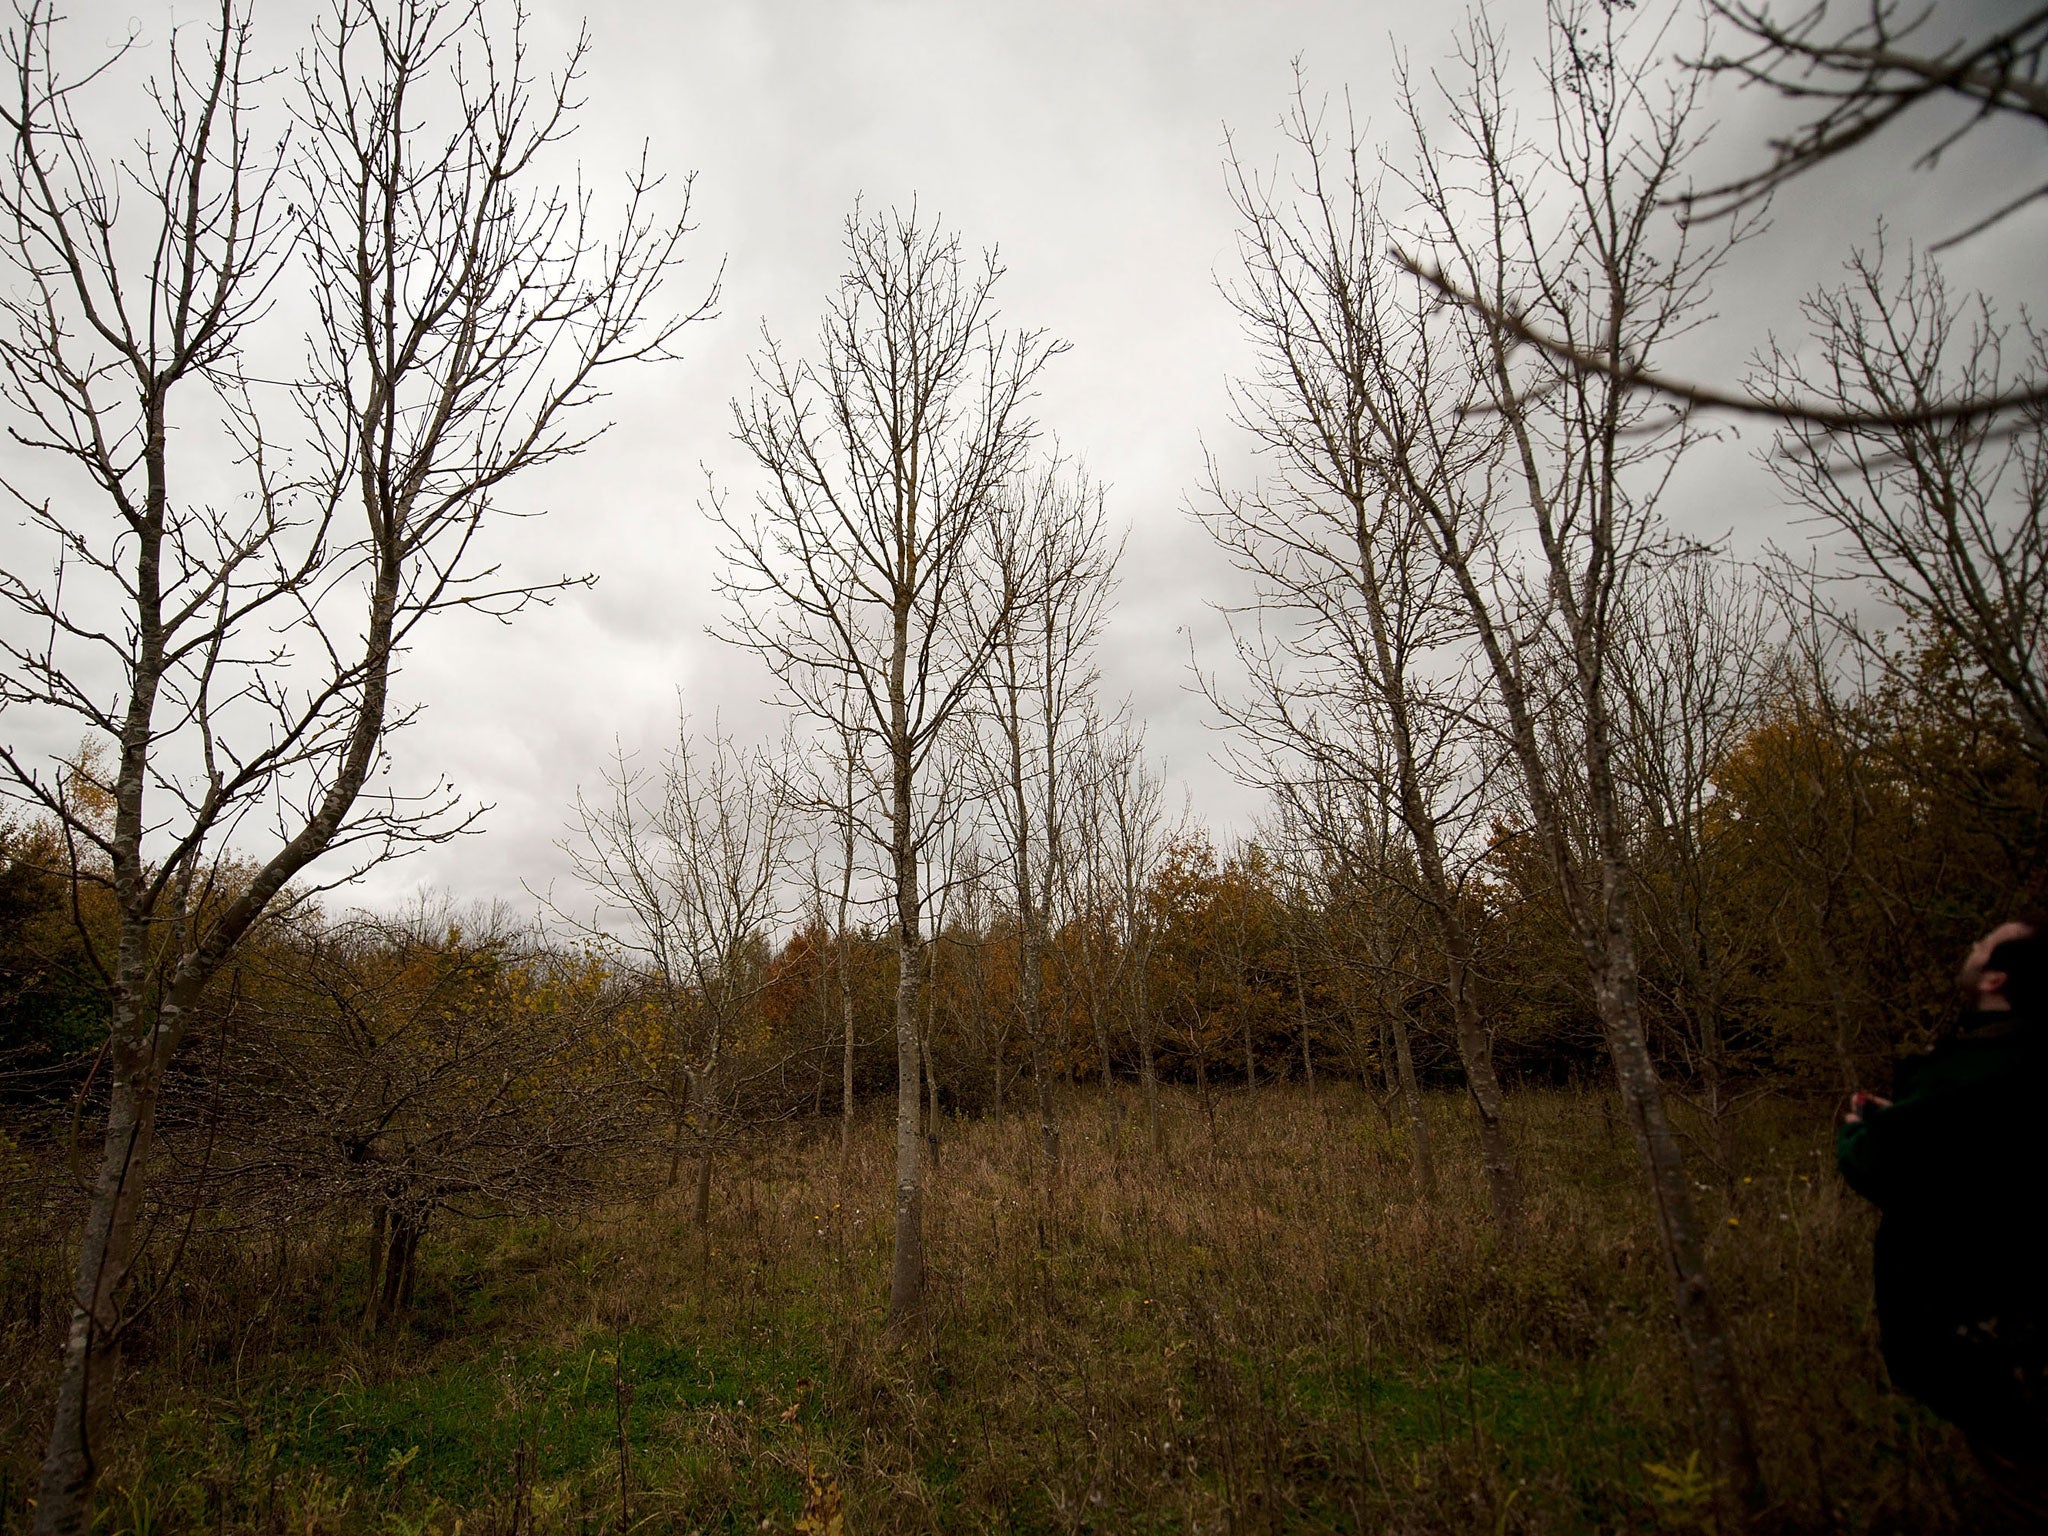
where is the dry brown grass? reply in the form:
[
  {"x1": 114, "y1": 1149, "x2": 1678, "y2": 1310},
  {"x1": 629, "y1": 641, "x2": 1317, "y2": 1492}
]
[{"x1": 0, "y1": 1087, "x2": 1983, "y2": 1532}]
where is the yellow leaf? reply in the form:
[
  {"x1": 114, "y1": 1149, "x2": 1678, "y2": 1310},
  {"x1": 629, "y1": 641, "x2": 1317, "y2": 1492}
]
[{"x1": 794, "y1": 1467, "x2": 845, "y2": 1536}]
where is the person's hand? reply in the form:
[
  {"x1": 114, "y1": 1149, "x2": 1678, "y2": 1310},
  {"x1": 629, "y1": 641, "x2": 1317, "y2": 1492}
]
[{"x1": 1844, "y1": 1090, "x2": 1892, "y2": 1125}]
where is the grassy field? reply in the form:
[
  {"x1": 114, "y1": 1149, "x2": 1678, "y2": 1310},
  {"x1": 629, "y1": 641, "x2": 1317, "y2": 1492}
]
[{"x1": 0, "y1": 1087, "x2": 1988, "y2": 1533}]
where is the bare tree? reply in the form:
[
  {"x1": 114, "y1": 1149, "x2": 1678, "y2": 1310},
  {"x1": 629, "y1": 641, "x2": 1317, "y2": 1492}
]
[
  {"x1": 1760, "y1": 249, "x2": 2048, "y2": 768},
  {"x1": 716, "y1": 206, "x2": 1060, "y2": 1329},
  {"x1": 1265, "y1": 826, "x2": 1322, "y2": 1090},
  {"x1": 1612, "y1": 554, "x2": 1779, "y2": 1171},
  {"x1": 1099, "y1": 723, "x2": 1168, "y2": 1155},
  {"x1": 1404, "y1": 2, "x2": 2048, "y2": 428},
  {"x1": 774, "y1": 674, "x2": 876, "y2": 1158},
  {"x1": 554, "y1": 720, "x2": 791, "y2": 1222},
  {"x1": 1066, "y1": 705, "x2": 1136, "y2": 1145},
  {"x1": 1400, "y1": 4, "x2": 1762, "y2": 1517},
  {"x1": 814, "y1": 709, "x2": 868, "y2": 1158},
  {"x1": 1207, "y1": 84, "x2": 1521, "y2": 1231},
  {"x1": 945, "y1": 830, "x2": 1013, "y2": 1117},
  {"x1": 972, "y1": 461, "x2": 1117, "y2": 1182},
  {"x1": 0, "y1": 2, "x2": 704, "y2": 1525},
  {"x1": 1287, "y1": 766, "x2": 1439, "y2": 1197}
]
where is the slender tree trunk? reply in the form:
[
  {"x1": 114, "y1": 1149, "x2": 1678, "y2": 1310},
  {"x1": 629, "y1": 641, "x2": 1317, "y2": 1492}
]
[
  {"x1": 885, "y1": 649, "x2": 925, "y2": 1327},
  {"x1": 813, "y1": 940, "x2": 832, "y2": 1118},
  {"x1": 694, "y1": 1147, "x2": 714, "y2": 1230},
  {"x1": 1379, "y1": 627, "x2": 1519, "y2": 1229},
  {"x1": 838, "y1": 857, "x2": 857, "y2": 1160},
  {"x1": 1135, "y1": 951, "x2": 1162, "y2": 1156},
  {"x1": 1028, "y1": 990, "x2": 1060, "y2": 1179},
  {"x1": 666, "y1": 1084, "x2": 690, "y2": 1190},
  {"x1": 1445, "y1": 945, "x2": 1517, "y2": 1235},
  {"x1": 1595, "y1": 937, "x2": 1759, "y2": 1513},
  {"x1": 1588, "y1": 748, "x2": 1761, "y2": 1522},
  {"x1": 1444, "y1": 201, "x2": 1762, "y2": 1512},
  {"x1": 36, "y1": 389, "x2": 178, "y2": 1536},
  {"x1": 376, "y1": 1210, "x2": 418, "y2": 1328},
  {"x1": 921, "y1": 964, "x2": 942, "y2": 1169},
  {"x1": 1292, "y1": 940, "x2": 1315, "y2": 1088},
  {"x1": 363, "y1": 1202, "x2": 388, "y2": 1330},
  {"x1": 1007, "y1": 687, "x2": 1060, "y2": 1183},
  {"x1": 888, "y1": 908, "x2": 925, "y2": 1326},
  {"x1": 37, "y1": 997, "x2": 177, "y2": 1530},
  {"x1": 1089, "y1": 989, "x2": 1119, "y2": 1151},
  {"x1": 1243, "y1": 983, "x2": 1257, "y2": 1094},
  {"x1": 1390, "y1": 1006, "x2": 1435, "y2": 1199},
  {"x1": 1340, "y1": 476, "x2": 1521, "y2": 1229}
]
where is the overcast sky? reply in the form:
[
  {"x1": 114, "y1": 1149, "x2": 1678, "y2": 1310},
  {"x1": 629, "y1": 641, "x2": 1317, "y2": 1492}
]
[{"x1": 6, "y1": 0, "x2": 2043, "y2": 918}]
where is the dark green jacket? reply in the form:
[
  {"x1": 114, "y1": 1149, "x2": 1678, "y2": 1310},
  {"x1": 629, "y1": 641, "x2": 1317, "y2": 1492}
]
[{"x1": 1839, "y1": 1013, "x2": 2048, "y2": 1447}]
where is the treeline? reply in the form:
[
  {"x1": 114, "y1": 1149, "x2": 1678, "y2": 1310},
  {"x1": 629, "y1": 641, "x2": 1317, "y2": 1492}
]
[{"x1": 5, "y1": 610, "x2": 2035, "y2": 1240}]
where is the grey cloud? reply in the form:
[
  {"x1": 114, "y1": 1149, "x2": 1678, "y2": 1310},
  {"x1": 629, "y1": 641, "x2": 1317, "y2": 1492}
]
[{"x1": 5, "y1": 0, "x2": 2041, "y2": 917}]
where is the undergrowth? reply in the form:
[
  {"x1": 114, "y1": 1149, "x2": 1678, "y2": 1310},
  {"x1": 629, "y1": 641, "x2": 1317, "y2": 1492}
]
[{"x1": 0, "y1": 1088, "x2": 1983, "y2": 1532}]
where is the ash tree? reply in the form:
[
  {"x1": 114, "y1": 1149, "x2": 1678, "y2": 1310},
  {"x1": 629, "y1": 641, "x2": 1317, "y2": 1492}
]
[
  {"x1": 1412, "y1": 1, "x2": 2048, "y2": 429},
  {"x1": 1206, "y1": 82, "x2": 1522, "y2": 1234},
  {"x1": 0, "y1": 1, "x2": 710, "y2": 1528},
  {"x1": 970, "y1": 460, "x2": 1117, "y2": 1184},
  {"x1": 1399, "y1": 4, "x2": 1761, "y2": 1518},
  {"x1": 716, "y1": 205, "x2": 1061, "y2": 1329},
  {"x1": 1759, "y1": 253, "x2": 2048, "y2": 771},
  {"x1": 1095, "y1": 722, "x2": 1169, "y2": 1155}
]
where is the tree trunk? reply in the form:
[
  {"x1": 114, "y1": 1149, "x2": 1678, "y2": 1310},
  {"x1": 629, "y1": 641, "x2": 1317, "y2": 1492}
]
[
  {"x1": 887, "y1": 916, "x2": 925, "y2": 1327},
  {"x1": 1390, "y1": 702, "x2": 1519, "y2": 1230},
  {"x1": 372, "y1": 1209, "x2": 419, "y2": 1330},
  {"x1": 39, "y1": 557, "x2": 402, "y2": 1535},
  {"x1": 812, "y1": 944, "x2": 832, "y2": 1118},
  {"x1": 363, "y1": 1202, "x2": 389, "y2": 1330},
  {"x1": 1135, "y1": 957, "x2": 1162, "y2": 1156},
  {"x1": 666, "y1": 1084, "x2": 690, "y2": 1190},
  {"x1": 1590, "y1": 616, "x2": 1762, "y2": 1524},
  {"x1": 838, "y1": 857, "x2": 857, "y2": 1161},
  {"x1": 1030, "y1": 1017, "x2": 1060, "y2": 1180},
  {"x1": 1009, "y1": 700, "x2": 1060, "y2": 1184},
  {"x1": 1346, "y1": 476, "x2": 1522, "y2": 1231},
  {"x1": 921, "y1": 984, "x2": 942, "y2": 1170},
  {"x1": 694, "y1": 1147, "x2": 714, "y2": 1230},
  {"x1": 1292, "y1": 941, "x2": 1315, "y2": 1088},
  {"x1": 1593, "y1": 854, "x2": 1761, "y2": 1526},
  {"x1": 1447, "y1": 950, "x2": 1517, "y2": 1236},
  {"x1": 393, "y1": 1219, "x2": 421, "y2": 1317},
  {"x1": 1390, "y1": 1007, "x2": 1435, "y2": 1199},
  {"x1": 885, "y1": 671, "x2": 925, "y2": 1328},
  {"x1": 36, "y1": 1020, "x2": 170, "y2": 1533},
  {"x1": 1089, "y1": 990, "x2": 1120, "y2": 1152}
]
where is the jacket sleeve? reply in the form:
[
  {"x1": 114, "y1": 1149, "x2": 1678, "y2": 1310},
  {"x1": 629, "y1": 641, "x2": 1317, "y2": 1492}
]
[
  {"x1": 1836, "y1": 1112, "x2": 1890, "y2": 1205},
  {"x1": 1838, "y1": 1093, "x2": 1957, "y2": 1210}
]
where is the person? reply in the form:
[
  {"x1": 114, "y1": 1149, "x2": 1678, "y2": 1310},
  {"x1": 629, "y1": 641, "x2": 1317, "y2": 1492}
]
[{"x1": 1840, "y1": 915, "x2": 2048, "y2": 1527}]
